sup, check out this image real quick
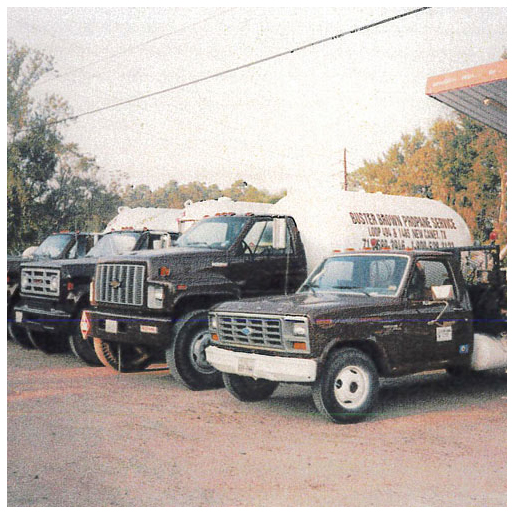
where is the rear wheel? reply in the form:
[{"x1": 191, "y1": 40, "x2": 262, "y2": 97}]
[
  {"x1": 28, "y1": 330, "x2": 70, "y2": 354},
  {"x1": 166, "y1": 310, "x2": 223, "y2": 390},
  {"x1": 222, "y1": 373, "x2": 278, "y2": 402},
  {"x1": 312, "y1": 348, "x2": 379, "y2": 423},
  {"x1": 68, "y1": 311, "x2": 103, "y2": 366},
  {"x1": 93, "y1": 339, "x2": 154, "y2": 372}
]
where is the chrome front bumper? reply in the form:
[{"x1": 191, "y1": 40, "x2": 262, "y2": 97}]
[{"x1": 205, "y1": 345, "x2": 317, "y2": 382}]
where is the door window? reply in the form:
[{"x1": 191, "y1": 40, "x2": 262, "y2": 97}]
[
  {"x1": 407, "y1": 260, "x2": 455, "y2": 300},
  {"x1": 242, "y1": 220, "x2": 291, "y2": 255}
]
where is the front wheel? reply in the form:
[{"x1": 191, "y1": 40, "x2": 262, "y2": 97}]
[
  {"x1": 8, "y1": 317, "x2": 32, "y2": 348},
  {"x1": 223, "y1": 373, "x2": 279, "y2": 402},
  {"x1": 69, "y1": 310, "x2": 103, "y2": 366},
  {"x1": 93, "y1": 339, "x2": 154, "y2": 372},
  {"x1": 312, "y1": 348, "x2": 379, "y2": 424},
  {"x1": 166, "y1": 310, "x2": 223, "y2": 390}
]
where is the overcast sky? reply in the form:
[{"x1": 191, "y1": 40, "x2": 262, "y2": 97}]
[{"x1": 6, "y1": 7, "x2": 508, "y2": 195}]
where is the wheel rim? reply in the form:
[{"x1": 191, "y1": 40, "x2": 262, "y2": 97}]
[
  {"x1": 333, "y1": 365, "x2": 370, "y2": 410},
  {"x1": 189, "y1": 330, "x2": 215, "y2": 374}
]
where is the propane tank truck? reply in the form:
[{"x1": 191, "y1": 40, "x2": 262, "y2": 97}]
[
  {"x1": 204, "y1": 189, "x2": 506, "y2": 422},
  {"x1": 13, "y1": 207, "x2": 184, "y2": 364},
  {"x1": 79, "y1": 190, "x2": 502, "y2": 395}
]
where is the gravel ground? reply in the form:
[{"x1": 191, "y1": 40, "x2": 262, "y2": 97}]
[{"x1": 7, "y1": 339, "x2": 507, "y2": 507}]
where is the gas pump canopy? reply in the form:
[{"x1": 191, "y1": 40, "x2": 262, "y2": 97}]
[{"x1": 426, "y1": 60, "x2": 506, "y2": 134}]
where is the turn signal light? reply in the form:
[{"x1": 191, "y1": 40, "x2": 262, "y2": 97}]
[
  {"x1": 315, "y1": 318, "x2": 334, "y2": 328},
  {"x1": 293, "y1": 341, "x2": 307, "y2": 350},
  {"x1": 211, "y1": 333, "x2": 219, "y2": 341},
  {"x1": 159, "y1": 266, "x2": 171, "y2": 277}
]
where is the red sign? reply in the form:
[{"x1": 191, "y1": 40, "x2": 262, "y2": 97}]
[{"x1": 80, "y1": 310, "x2": 91, "y2": 340}]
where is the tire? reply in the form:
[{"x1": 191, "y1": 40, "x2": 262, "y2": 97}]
[
  {"x1": 93, "y1": 339, "x2": 154, "y2": 372},
  {"x1": 27, "y1": 330, "x2": 70, "y2": 354},
  {"x1": 68, "y1": 311, "x2": 103, "y2": 366},
  {"x1": 312, "y1": 347, "x2": 379, "y2": 424},
  {"x1": 222, "y1": 372, "x2": 279, "y2": 402},
  {"x1": 7, "y1": 312, "x2": 33, "y2": 348},
  {"x1": 166, "y1": 310, "x2": 223, "y2": 390}
]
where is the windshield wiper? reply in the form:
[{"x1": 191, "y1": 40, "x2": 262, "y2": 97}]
[
  {"x1": 332, "y1": 286, "x2": 371, "y2": 297},
  {"x1": 301, "y1": 283, "x2": 319, "y2": 296}
]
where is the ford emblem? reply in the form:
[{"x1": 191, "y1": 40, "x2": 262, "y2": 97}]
[{"x1": 241, "y1": 327, "x2": 251, "y2": 336}]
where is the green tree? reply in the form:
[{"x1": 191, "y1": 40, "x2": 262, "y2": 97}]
[{"x1": 7, "y1": 40, "x2": 120, "y2": 252}]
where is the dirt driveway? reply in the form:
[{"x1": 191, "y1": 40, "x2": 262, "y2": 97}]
[{"x1": 7, "y1": 339, "x2": 506, "y2": 507}]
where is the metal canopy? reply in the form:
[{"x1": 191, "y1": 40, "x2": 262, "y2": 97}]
[{"x1": 426, "y1": 60, "x2": 507, "y2": 134}]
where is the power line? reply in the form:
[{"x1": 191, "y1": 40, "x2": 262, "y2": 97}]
[{"x1": 35, "y1": 7, "x2": 431, "y2": 129}]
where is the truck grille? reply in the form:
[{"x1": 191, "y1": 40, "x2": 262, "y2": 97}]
[
  {"x1": 217, "y1": 315, "x2": 283, "y2": 347},
  {"x1": 21, "y1": 268, "x2": 60, "y2": 297},
  {"x1": 95, "y1": 264, "x2": 145, "y2": 306}
]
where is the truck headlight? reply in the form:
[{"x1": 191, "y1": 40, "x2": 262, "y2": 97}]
[
  {"x1": 147, "y1": 284, "x2": 165, "y2": 309},
  {"x1": 209, "y1": 315, "x2": 218, "y2": 330},
  {"x1": 293, "y1": 324, "x2": 306, "y2": 336},
  {"x1": 282, "y1": 317, "x2": 310, "y2": 352},
  {"x1": 21, "y1": 272, "x2": 30, "y2": 290},
  {"x1": 49, "y1": 275, "x2": 59, "y2": 293}
]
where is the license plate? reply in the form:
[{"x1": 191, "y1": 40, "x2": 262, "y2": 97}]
[
  {"x1": 15, "y1": 311, "x2": 22, "y2": 323},
  {"x1": 105, "y1": 319, "x2": 118, "y2": 334},
  {"x1": 237, "y1": 357, "x2": 255, "y2": 375}
]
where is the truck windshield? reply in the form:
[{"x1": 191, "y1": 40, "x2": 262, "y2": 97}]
[
  {"x1": 300, "y1": 254, "x2": 409, "y2": 297},
  {"x1": 176, "y1": 217, "x2": 247, "y2": 249},
  {"x1": 32, "y1": 234, "x2": 74, "y2": 259},
  {"x1": 87, "y1": 231, "x2": 141, "y2": 258}
]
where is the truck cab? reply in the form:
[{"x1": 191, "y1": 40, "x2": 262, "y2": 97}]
[
  {"x1": 8, "y1": 232, "x2": 98, "y2": 347},
  {"x1": 82, "y1": 214, "x2": 307, "y2": 389},
  {"x1": 14, "y1": 229, "x2": 177, "y2": 363},
  {"x1": 206, "y1": 247, "x2": 506, "y2": 423}
]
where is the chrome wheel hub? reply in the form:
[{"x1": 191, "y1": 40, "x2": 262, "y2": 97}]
[{"x1": 190, "y1": 331, "x2": 215, "y2": 373}]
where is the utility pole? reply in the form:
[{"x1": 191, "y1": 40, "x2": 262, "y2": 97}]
[{"x1": 343, "y1": 148, "x2": 348, "y2": 191}]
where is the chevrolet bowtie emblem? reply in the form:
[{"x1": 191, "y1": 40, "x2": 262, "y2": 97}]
[{"x1": 110, "y1": 279, "x2": 122, "y2": 289}]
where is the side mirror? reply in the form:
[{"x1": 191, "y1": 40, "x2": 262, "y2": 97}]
[
  {"x1": 272, "y1": 218, "x2": 287, "y2": 250},
  {"x1": 431, "y1": 284, "x2": 454, "y2": 301}
]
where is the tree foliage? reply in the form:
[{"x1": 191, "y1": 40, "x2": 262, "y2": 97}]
[
  {"x1": 120, "y1": 178, "x2": 284, "y2": 209},
  {"x1": 349, "y1": 116, "x2": 507, "y2": 245},
  {"x1": 7, "y1": 40, "x2": 120, "y2": 253}
]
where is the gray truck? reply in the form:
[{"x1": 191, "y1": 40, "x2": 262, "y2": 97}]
[
  {"x1": 14, "y1": 229, "x2": 178, "y2": 364},
  {"x1": 8, "y1": 232, "x2": 98, "y2": 347}
]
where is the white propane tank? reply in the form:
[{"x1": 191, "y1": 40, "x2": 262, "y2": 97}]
[
  {"x1": 470, "y1": 333, "x2": 507, "y2": 371},
  {"x1": 271, "y1": 188, "x2": 473, "y2": 272},
  {"x1": 178, "y1": 197, "x2": 274, "y2": 233},
  {"x1": 104, "y1": 207, "x2": 183, "y2": 234}
]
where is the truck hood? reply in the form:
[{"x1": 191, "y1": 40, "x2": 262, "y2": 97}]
[
  {"x1": 20, "y1": 256, "x2": 98, "y2": 279},
  {"x1": 96, "y1": 246, "x2": 227, "y2": 280},
  {"x1": 213, "y1": 292, "x2": 402, "y2": 320}
]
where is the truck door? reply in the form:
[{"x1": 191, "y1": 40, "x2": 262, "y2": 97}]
[
  {"x1": 402, "y1": 258, "x2": 469, "y2": 370},
  {"x1": 227, "y1": 218, "x2": 302, "y2": 296}
]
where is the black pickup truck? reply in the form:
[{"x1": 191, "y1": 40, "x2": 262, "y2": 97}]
[
  {"x1": 8, "y1": 232, "x2": 98, "y2": 347},
  {"x1": 82, "y1": 214, "x2": 307, "y2": 389},
  {"x1": 206, "y1": 246, "x2": 506, "y2": 423},
  {"x1": 14, "y1": 229, "x2": 178, "y2": 365}
]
